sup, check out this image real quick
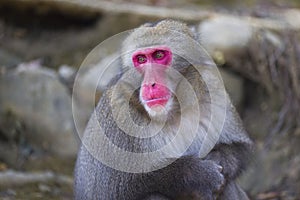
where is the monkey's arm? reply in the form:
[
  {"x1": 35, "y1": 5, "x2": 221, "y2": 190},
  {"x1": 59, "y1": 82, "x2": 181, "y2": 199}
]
[
  {"x1": 144, "y1": 156, "x2": 225, "y2": 200},
  {"x1": 142, "y1": 104, "x2": 252, "y2": 199},
  {"x1": 205, "y1": 103, "x2": 253, "y2": 180},
  {"x1": 205, "y1": 142, "x2": 252, "y2": 180}
]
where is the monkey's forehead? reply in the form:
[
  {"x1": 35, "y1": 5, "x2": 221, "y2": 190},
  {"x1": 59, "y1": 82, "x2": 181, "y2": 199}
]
[
  {"x1": 122, "y1": 20, "x2": 194, "y2": 49},
  {"x1": 140, "y1": 20, "x2": 191, "y2": 33},
  {"x1": 123, "y1": 33, "x2": 195, "y2": 53}
]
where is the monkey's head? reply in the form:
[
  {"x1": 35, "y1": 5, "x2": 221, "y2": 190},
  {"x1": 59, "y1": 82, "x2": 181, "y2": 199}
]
[{"x1": 121, "y1": 20, "x2": 202, "y2": 118}]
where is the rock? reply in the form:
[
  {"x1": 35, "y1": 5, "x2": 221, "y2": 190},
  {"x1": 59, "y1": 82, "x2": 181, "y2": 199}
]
[
  {"x1": 199, "y1": 16, "x2": 253, "y2": 54},
  {"x1": 0, "y1": 49, "x2": 22, "y2": 69},
  {"x1": 58, "y1": 65, "x2": 76, "y2": 93},
  {"x1": 198, "y1": 16, "x2": 254, "y2": 67},
  {"x1": 58, "y1": 65, "x2": 76, "y2": 82},
  {"x1": 0, "y1": 63, "x2": 78, "y2": 157},
  {"x1": 0, "y1": 141, "x2": 18, "y2": 167}
]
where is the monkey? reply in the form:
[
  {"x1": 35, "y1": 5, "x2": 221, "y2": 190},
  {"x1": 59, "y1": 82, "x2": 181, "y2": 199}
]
[{"x1": 74, "y1": 20, "x2": 253, "y2": 200}]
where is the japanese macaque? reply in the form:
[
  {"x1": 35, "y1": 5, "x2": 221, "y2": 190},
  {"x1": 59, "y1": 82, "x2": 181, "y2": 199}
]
[{"x1": 74, "y1": 20, "x2": 253, "y2": 200}]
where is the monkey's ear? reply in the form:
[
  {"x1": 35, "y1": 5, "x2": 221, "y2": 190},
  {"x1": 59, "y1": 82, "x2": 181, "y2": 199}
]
[
  {"x1": 141, "y1": 22, "x2": 155, "y2": 27},
  {"x1": 140, "y1": 21, "x2": 161, "y2": 28},
  {"x1": 189, "y1": 25, "x2": 201, "y2": 43}
]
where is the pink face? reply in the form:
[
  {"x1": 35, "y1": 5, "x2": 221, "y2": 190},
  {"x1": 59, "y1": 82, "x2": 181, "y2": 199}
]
[{"x1": 132, "y1": 46, "x2": 172, "y2": 110}]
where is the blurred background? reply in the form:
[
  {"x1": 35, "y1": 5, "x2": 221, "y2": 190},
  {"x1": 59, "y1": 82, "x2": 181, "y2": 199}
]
[{"x1": 0, "y1": 0, "x2": 300, "y2": 199}]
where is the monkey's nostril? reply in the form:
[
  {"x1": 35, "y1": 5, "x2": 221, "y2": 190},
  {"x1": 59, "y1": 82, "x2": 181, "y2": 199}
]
[{"x1": 151, "y1": 83, "x2": 156, "y2": 87}]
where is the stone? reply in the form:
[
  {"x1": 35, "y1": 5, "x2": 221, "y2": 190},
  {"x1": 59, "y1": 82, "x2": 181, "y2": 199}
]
[
  {"x1": 0, "y1": 64, "x2": 78, "y2": 157},
  {"x1": 199, "y1": 16, "x2": 253, "y2": 54}
]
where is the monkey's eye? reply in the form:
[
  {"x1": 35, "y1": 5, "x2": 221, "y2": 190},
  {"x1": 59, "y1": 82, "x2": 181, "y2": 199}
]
[
  {"x1": 153, "y1": 50, "x2": 165, "y2": 60},
  {"x1": 137, "y1": 55, "x2": 147, "y2": 64}
]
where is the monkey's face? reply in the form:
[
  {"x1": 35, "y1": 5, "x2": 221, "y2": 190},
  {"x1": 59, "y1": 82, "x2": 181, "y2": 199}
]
[
  {"x1": 131, "y1": 46, "x2": 174, "y2": 117},
  {"x1": 121, "y1": 20, "x2": 204, "y2": 118}
]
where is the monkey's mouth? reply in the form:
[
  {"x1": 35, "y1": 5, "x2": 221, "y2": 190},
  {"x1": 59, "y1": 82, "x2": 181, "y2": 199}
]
[{"x1": 145, "y1": 96, "x2": 171, "y2": 107}]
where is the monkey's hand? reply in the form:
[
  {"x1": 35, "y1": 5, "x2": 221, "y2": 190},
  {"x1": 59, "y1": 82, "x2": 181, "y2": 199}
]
[
  {"x1": 152, "y1": 156, "x2": 225, "y2": 200},
  {"x1": 186, "y1": 159, "x2": 225, "y2": 200}
]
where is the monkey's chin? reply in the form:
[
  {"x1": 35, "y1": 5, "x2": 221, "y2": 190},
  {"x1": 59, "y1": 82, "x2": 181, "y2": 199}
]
[{"x1": 143, "y1": 99, "x2": 172, "y2": 119}]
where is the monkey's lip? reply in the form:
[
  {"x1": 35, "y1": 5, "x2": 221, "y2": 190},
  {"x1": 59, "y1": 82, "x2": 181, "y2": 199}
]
[{"x1": 145, "y1": 96, "x2": 170, "y2": 107}]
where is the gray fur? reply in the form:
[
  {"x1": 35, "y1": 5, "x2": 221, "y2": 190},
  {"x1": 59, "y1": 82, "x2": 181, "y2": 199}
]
[{"x1": 74, "y1": 20, "x2": 253, "y2": 200}]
